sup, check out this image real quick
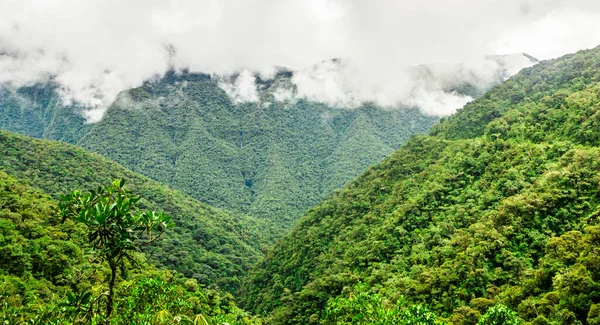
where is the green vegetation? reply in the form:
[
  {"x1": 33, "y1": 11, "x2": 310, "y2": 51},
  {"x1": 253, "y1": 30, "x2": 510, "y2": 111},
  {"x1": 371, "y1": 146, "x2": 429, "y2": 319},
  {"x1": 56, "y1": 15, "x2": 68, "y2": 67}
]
[
  {"x1": 0, "y1": 57, "x2": 535, "y2": 233},
  {"x1": 0, "y1": 46, "x2": 594, "y2": 324},
  {"x1": 241, "y1": 46, "x2": 600, "y2": 324},
  {"x1": 0, "y1": 173, "x2": 262, "y2": 324},
  {"x1": 0, "y1": 130, "x2": 270, "y2": 293},
  {"x1": 78, "y1": 71, "x2": 438, "y2": 231},
  {"x1": 0, "y1": 83, "x2": 90, "y2": 144},
  {"x1": 55, "y1": 179, "x2": 173, "y2": 318},
  {"x1": 323, "y1": 284, "x2": 442, "y2": 325},
  {"x1": 0, "y1": 71, "x2": 440, "y2": 233},
  {"x1": 477, "y1": 305, "x2": 521, "y2": 325}
]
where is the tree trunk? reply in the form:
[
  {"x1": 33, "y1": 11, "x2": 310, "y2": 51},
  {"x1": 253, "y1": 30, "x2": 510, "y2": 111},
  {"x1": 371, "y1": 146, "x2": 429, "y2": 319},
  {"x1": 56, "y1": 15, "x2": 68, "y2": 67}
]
[{"x1": 106, "y1": 261, "x2": 117, "y2": 321}]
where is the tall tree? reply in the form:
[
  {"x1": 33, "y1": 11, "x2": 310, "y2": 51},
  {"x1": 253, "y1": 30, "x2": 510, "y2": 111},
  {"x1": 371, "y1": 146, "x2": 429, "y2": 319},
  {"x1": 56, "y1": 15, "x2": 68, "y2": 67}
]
[{"x1": 54, "y1": 179, "x2": 173, "y2": 319}]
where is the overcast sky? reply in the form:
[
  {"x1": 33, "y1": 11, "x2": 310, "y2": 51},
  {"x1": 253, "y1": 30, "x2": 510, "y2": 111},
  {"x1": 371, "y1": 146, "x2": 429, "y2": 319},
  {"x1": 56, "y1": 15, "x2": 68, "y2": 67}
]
[{"x1": 1, "y1": 0, "x2": 600, "y2": 120}]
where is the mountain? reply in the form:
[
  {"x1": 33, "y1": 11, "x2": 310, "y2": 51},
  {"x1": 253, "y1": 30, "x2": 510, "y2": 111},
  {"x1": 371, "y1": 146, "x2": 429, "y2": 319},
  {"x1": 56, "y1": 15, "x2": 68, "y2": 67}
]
[
  {"x1": 0, "y1": 55, "x2": 535, "y2": 233},
  {"x1": 0, "y1": 82, "x2": 91, "y2": 143},
  {"x1": 0, "y1": 129, "x2": 269, "y2": 293},
  {"x1": 240, "y1": 46, "x2": 600, "y2": 325},
  {"x1": 78, "y1": 72, "x2": 438, "y2": 231}
]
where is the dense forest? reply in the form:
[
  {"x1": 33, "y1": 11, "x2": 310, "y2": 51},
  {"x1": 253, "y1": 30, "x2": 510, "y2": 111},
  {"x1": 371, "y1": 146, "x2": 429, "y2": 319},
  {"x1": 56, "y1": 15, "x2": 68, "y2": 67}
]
[
  {"x1": 0, "y1": 71, "x2": 438, "y2": 233},
  {"x1": 0, "y1": 172, "x2": 263, "y2": 324},
  {"x1": 1, "y1": 166, "x2": 492, "y2": 324},
  {"x1": 0, "y1": 56, "x2": 532, "y2": 233},
  {"x1": 0, "y1": 41, "x2": 595, "y2": 324},
  {"x1": 0, "y1": 130, "x2": 271, "y2": 293},
  {"x1": 0, "y1": 83, "x2": 91, "y2": 144},
  {"x1": 240, "y1": 46, "x2": 600, "y2": 324},
  {"x1": 79, "y1": 72, "x2": 438, "y2": 232}
]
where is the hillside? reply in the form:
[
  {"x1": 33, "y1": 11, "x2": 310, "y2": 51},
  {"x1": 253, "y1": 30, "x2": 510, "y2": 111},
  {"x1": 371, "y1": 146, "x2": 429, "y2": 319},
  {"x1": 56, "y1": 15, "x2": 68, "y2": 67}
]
[
  {"x1": 0, "y1": 130, "x2": 270, "y2": 293},
  {"x1": 240, "y1": 47, "x2": 600, "y2": 324},
  {"x1": 78, "y1": 72, "x2": 438, "y2": 230},
  {"x1": 0, "y1": 83, "x2": 91, "y2": 144},
  {"x1": 0, "y1": 75, "x2": 437, "y2": 232},
  {"x1": 0, "y1": 170, "x2": 262, "y2": 324},
  {"x1": 0, "y1": 56, "x2": 535, "y2": 231}
]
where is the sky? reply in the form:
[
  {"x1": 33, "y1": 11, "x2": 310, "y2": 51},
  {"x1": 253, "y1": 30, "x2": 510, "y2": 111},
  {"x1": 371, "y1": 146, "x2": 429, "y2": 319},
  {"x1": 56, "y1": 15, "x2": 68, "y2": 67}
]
[{"x1": 1, "y1": 0, "x2": 600, "y2": 121}]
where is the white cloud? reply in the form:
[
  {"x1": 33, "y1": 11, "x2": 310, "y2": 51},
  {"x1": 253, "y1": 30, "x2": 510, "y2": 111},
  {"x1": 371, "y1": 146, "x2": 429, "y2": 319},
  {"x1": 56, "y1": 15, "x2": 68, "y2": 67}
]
[
  {"x1": 218, "y1": 70, "x2": 260, "y2": 104},
  {"x1": 289, "y1": 54, "x2": 535, "y2": 115},
  {"x1": 406, "y1": 90, "x2": 473, "y2": 116},
  {"x1": 0, "y1": 0, "x2": 599, "y2": 120},
  {"x1": 492, "y1": 5, "x2": 600, "y2": 60},
  {"x1": 273, "y1": 87, "x2": 295, "y2": 102}
]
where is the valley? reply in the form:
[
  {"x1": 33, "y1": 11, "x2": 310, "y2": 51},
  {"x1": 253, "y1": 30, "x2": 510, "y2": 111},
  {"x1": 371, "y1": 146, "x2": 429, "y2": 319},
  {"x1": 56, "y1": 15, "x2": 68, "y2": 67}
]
[{"x1": 0, "y1": 6, "x2": 598, "y2": 322}]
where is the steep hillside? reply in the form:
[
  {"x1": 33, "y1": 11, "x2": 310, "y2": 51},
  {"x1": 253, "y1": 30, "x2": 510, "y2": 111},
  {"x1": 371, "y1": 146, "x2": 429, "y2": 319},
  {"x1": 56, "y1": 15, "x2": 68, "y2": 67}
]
[
  {"x1": 0, "y1": 83, "x2": 90, "y2": 143},
  {"x1": 0, "y1": 130, "x2": 270, "y2": 293},
  {"x1": 78, "y1": 72, "x2": 437, "y2": 230},
  {"x1": 0, "y1": 171, "x2": 262, "y2": 324},
  {"x1": 240, "y1": 47, "x2": 600, "y2": 324},
  {"x1": 0, "y1": 56, "x2": 535, "y2": 231},
  {"x1": 0, "y1": 75, "x2": 437, "y2": 231}
]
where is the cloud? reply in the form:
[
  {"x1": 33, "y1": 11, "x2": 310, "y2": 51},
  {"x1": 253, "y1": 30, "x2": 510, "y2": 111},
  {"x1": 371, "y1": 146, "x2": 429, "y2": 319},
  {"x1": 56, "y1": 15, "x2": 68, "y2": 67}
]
[
  {"x1": 287, "y1": 54, "x2": 536, "y2": 115},
  {"x1": 219, "y1": 70, "x2": 260, "y2": 104},
  {"x1": 406, "y1": 90, "x2": 473, "y2": 116},
  {"x1": 272, "y1": 87, "x2": 295, "y2": 103},
  {"x1": 0, "y1": 0, "x2": 599, "y2": 121}
]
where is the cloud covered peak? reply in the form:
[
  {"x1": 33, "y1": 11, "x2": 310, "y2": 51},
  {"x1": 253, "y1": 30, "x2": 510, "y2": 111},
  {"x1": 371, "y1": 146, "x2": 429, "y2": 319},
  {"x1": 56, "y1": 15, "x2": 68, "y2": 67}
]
[
  {"x1": 217, "y1": 53, "x2": 538, "y2": 116},
  {"x1": 1, "y1": 0, "x2": 599, "y2": 121}
]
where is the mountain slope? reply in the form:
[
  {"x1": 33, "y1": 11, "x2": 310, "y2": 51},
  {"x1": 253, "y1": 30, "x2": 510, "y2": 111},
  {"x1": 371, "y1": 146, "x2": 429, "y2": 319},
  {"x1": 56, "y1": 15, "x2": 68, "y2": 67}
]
[
  {"x1": 0, "y1": 83, "x2": 91, "y2": 143},
  {"x1": 78, "y1": 74, "x2": 438, "y2": 230},
  {"x1": 240, "y1": 47, "x2": 600, "y2": 324},
  {"x1": 0, "y1": 56, "x2": 535, "y2": 232},
  {"x1": 0, "y1": 129, "x2": 270, "y2": 292},
  {"x1": 0, "y1": 170, "x2": 263, "y2": 324},
  {"x1": 0, "y1": 54, "x2": 536, "y2": 233}
]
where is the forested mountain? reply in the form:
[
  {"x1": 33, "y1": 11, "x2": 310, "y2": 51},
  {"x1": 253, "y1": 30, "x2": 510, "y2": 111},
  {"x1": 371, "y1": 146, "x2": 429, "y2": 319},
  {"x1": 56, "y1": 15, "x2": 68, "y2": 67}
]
[
  {"x1": 0, "y1": 52, "x2": 547, "y2": 324},
  {"x1": 79, "y1": 72, "x2": 438, "y2": 230},
  {"x1": 0, "y1": 55, "x2": 535, "y2": 232},
  {"x1": 0, "y1": 83, "x2": 91, "y2": 144},
  {"x1": 0, "y1": 76, "x2": 437, "y2": 232},
  {"x1": 240, "y1": 46, "x2": 600, "y2": 324},
  {"x1": 0, "y1": 130, "x2": 270, "y2": 293}
]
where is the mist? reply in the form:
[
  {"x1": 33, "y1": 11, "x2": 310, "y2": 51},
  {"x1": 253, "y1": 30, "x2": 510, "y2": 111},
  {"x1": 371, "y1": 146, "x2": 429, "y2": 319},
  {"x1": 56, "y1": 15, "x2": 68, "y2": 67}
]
[{"x1": 1, "y1": 0, "x2": 600, "y2": 121}]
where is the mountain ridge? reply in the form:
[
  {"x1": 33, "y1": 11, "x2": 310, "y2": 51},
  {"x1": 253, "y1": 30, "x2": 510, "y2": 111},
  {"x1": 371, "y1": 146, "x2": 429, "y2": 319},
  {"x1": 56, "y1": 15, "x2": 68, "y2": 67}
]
[
  {"x1": 78, "y1": 75, "x2": 439, "y2": 231},
  {"x1": 240, "y1": 46, "x2": 600, "y2": 324},
  {"x1": 0, "y1": 55, "x2": 535, "y2": 232}
]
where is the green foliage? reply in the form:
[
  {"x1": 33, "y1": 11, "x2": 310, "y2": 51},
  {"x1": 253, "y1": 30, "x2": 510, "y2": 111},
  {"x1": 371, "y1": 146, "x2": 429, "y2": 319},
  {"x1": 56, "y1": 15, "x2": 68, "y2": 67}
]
[
  {"x1": 0, "y1": 58, "x2": 531, "y2": 236},
  {"x1": 2, "y1": 264, "x2": 263, "y2": 325},
  {"x1": 10, "y1": 271, "x2": 264, "y2": 325},
  {"x1": 79, "y1": 74, "x2": 438, "y2": 232},
  {"x1": 476, "y1": 305, "x2": 521, "y2": 325},
  {"x1": 589, "y1": 304, "x2": 600, "y2": 325},
  {"x1": 2, "y1": 43, "x2": 598, "y2": 325},
  {"x1": 55, "y1": 180, "x2": 173, "y2": 266},
  {"x1": 55, "y1": 179, "x2": 173, "y2": 318},
  {"x1": 0, "y1": 171, "x2": 88, "y2": 313},
  {"x1": 0, "y1": 71, "x2": 439, "y2": 234},
  {"x1": 0, "y1": 83, "x2": 90, "y2": 144},
  {"x1": 324, "y1": 285, "x2": 442, "y2": 325},
  {"x1": 241, "y1": 46, "x2": 600, "y2": 324},
  {"x1": 0, "y1": 172, "x2": 262, "y2": 324},
  {"x1": 0, "y1": 130, "x2": 269, "y2": 293}
]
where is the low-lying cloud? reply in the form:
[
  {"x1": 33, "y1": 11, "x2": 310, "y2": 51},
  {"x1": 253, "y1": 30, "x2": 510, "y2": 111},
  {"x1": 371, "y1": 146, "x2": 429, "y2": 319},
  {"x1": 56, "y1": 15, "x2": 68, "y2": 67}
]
[
  {"x1": 285, "y1": 55, "x2": 537, "y2": 115},
  {"x1": 219, "y1": 70, "x2": 261, "y2": 104},
  {"x1": 1, "y1": 0, "x2": 600, "y2": 121}
]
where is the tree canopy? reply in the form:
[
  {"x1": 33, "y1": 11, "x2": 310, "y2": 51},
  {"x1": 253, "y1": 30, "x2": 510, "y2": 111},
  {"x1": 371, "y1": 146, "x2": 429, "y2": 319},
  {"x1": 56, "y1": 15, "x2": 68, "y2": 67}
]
[{"x1": 241, "y1": 46, "x2": 600, "y2": 324}]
